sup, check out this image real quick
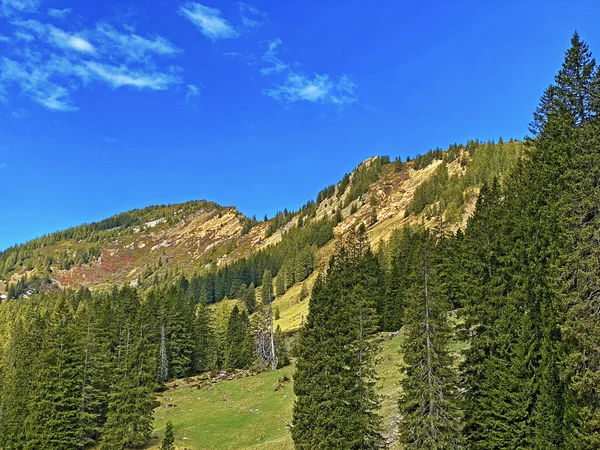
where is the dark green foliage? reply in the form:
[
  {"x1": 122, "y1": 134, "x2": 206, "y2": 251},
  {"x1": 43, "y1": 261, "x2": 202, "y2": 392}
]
[
  {"x1": 224, "y1": 305, "x2": 254, "y2": 369},
  {"x1": 380, "y1": 226, "x2": 422, "y2": 332},
  {"x1": 160, "y1": 421, "x2": 175, "y2": 450},
  {"x1": 343, "y1": 156, "x2": 390, "y2": 207},
  {"x1": 265, "y1": 209, "x2": 295, "y2": 238},
  {"x1": 458, "y1": 32, "x2": 600, "y2": 450},
  {"x1": 337, "y1": 173, "x2": 351, "y2": 198},
  {"x1": 183, "y1": 217, "x2": 332, "y2": 305},
  {"x1": 100, "y1": 288, "x2": 156, "y2": 450},
  {"x1": 317, "y1": 184, "x2": 336, "y2": 204},
  {"x1": 0, "y1": 287, "x2": 160, "y2": 450},
  {"x1": 406, "y1": 140, "x2": 524, "y2": 219},
  {"x1": 293, "y1": 226, "x2": 383, "y2": 449},
  {"x1": 192, "y1": 304, "x2": 218, "y2": 374},
  {"x1": 398, "y1": 231, "x2": 464, "y2": 449},
  {"x1": 274, "y1": 325, "x2": 290, "y2": 368}
]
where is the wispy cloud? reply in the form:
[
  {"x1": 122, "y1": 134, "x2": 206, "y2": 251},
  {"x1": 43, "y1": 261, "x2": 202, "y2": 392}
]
[
  {"x1": 1, "y1": 0, "x2": 40, "y2": 16},
  {"x1": 14, "y1": 31, "x2": 33, "y2": 41},
  {"x1": 239, "y1": 3, "x2": 267, "y2": 30},
  {"x1": 85, "y1": 62, "x2": 179, "y2": 90},
  {"x1": 0, "y1": 12, "x2": 183, "y2": 111},
  {"x1": 265, "y1": 73, "x2": 357, "y2": 105},
  {"x1": 47, "y1": 7, "x2": 71, "y2": 19},
  {"x1": 95, "y1": 23, "x2": 182, "y2": 62},
  {"x1": 13, "y1": 20, "x2": 96, "y2": 53},
  {"x1": 260, "y1": 38, "x2": 287, "y2": 75},
  {"x1": 186, "y1": 83, "x2": 201, "y2": 102},
  {"x1": 0, "y1": 163, "x2": 6, "y2": 169},
  {"x1": 49, "y1": 28, "x2": 95, "y2": 53},
  {"x1": 0, "y1": 56, "x2": 79, "y2": 111},
  {"x1": 179, "y1": 2, "x2": 239, "y2": 41},
  {"x1": 11, "y1": 108, "x2": 28, "y2": 118},
  {"x1": 258, "y1": 39, "x2": 358, "y2": 106},
  {"x1": 222, "y1": 51, "x2": 255, "y2": 66}
]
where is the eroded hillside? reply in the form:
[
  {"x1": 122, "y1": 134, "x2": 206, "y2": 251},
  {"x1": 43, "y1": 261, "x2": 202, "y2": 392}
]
[{"x1": 0, "y1": 139, "x2": 524, "y2": 299}]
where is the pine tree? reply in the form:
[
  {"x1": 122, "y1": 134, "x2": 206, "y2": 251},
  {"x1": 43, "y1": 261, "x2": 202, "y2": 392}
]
[
  {"x1": 293, "y1": 226, "x2": 383, "y2": 449},
  {"x1": 160, "y1": 421, "x2": 175, "y2": 450},
  {"x1": 224, "y1": 305, "x2": 253, "y2": 369},
  {"x1": 398, "y1": 232, "x2": 464, "y2": 449},
  {"x1": 100, "y1": 288, "x2": 155, "y2": 449},
  {"x1": 25, "y1": 295, "x2": 86, "y2": 450},
  {"x1": 0, "y1": 302, "x2": 43, "y2": 449},
  {"x1": 556, "y1": 33, "x2": 600, "y2": 448},
  {"x1": 165, "y1": 287, "x2": 194, "y2": 379},
  {"x1": 192, "y1": 304, "x2": 218, "y2": 373}
]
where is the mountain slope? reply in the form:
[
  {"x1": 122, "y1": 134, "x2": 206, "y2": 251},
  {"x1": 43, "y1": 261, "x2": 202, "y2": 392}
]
[{"x1": 0, "y1": 139, "x2": 524, "y2": 299}]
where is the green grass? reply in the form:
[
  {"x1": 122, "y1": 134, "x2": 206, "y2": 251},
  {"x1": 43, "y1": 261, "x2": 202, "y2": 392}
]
[
  {"x1": 151, "y1": 332, "x2": 405, "y2": 450},
  {"x1": 152, "y1": 366, "x2": 295, "y2": 450},
  {"x1": 375, "y1": 332, "x2": 404, "y2": 447}
]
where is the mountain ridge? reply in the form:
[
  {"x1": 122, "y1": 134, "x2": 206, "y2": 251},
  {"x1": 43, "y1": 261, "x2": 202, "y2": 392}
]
[{"x1": 0, "y1": 139, "x2": 524, "y2": 299}]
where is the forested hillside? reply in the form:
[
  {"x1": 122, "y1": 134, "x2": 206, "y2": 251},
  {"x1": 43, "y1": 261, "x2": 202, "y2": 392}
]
[{"x1": 2, "y1": 31, "x2": 598, "y2": 450}]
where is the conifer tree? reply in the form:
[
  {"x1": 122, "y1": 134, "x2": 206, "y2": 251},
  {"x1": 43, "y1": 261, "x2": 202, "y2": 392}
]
[
  {"x1": 554, "y1": 33, "x2": 600, "y2": 448},
  {"x1": 100, "y1": 288, "x2": 155, "y2": 449},
  {"x1": 293, "y1": 226, "x2": 382, "y2": 449},
  {"x1": 0, "y1": 303, "x2": 43, "y2": 449},
  {"x1": 160, "y1": 421, "x2": 175, "y2": 450},
  {"x1": 192, "y1": 304, "x2": 218, "y2": 373},
  {"x1": 224, "y1": 305, "x2": 253, "y2": 369},
  {"x1": 398, "y1": 232, "x2": 463, "y2": 449},
  {"x1": 25, "y1": 295, "x2": 86, "y2": 450}
]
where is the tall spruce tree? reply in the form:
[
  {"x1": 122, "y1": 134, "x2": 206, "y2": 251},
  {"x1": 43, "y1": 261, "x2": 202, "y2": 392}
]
[
  {"x1": 293, "y1": 226, "x2": 383, "y2": 449},
  {"x1": 398, "y1": 231, "x2": 464, "y2": 449},
  {"x1": 554, "y1": 33, "x2": 600, "y2": 449},
  {"x1": 224, "y1": 305, "x2": 254, "y2": 369},
  {"x1": 100, "y1": 288, "x2": 155, "y2": 449}
]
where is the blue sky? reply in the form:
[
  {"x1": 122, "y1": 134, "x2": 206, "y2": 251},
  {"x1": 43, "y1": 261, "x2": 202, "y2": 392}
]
[{"x1": 0, "y1": 0, "x2": 599, "y2": 250}]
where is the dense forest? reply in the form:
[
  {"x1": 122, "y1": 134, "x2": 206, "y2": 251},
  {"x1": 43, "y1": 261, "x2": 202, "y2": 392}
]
[
  {"x1": 1, "y1": 32, "x2": 599, "y2": 450},
  {"x1": 293, "y1": 32, "x2": 600, "y2": 449}
]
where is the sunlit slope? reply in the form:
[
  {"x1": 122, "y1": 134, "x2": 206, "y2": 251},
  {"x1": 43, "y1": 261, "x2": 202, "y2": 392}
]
[{"x1": 151, "y1": 332, "x2": 404, "y2": 450}]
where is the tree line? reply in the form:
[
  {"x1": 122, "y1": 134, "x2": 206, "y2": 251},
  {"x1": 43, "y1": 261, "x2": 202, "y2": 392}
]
[
  {"x1": 0, "y1": 269, "x2": 290, "y2": 449},
  {"x1": 293, "y1": 32, "x2": 600, "y2": 449}
]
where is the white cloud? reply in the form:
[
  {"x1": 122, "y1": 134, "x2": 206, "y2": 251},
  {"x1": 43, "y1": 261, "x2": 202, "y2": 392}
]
[
  {"x1": 179, "y1": 2, "x2": 238, "y2": 41},
  {"x1": 260, "y1": 38, "x2": 287, "y2": 75},
  {"x1": 14, "y1": 31, "x2": 34, "y2": 41},
  {"x1": 222, "y1": 51, "x2": 255, "y2": 66},
  {"x1": 0, "y1": 34, "x2": 10, "y2": 42},
  {"x1": 95, "y1": 23, "x2": 181, "y2": 62},
  {"x1": 47, "y1": 7, "x2": 71, "y2": 19},
  {"x1": 265, "y1": 73, "x2": 357, "y2": 105},
  {"x1": 186, "y1": 83, "x2": 201, "y2": 101},
  {"x1": 239, "y1": 3, "x2": 267, "y2": 29},
  {"x1": 49, "y1": 28, "x2": 95, "y2": 53},
  {"x1": 14, "y1": 20, "x2": 95, "y2": 53},
  {"x1": 85, "y1": 62, "x2": 180, "y2": 90},
  {"x1": 0, "y1": 57, "x2": 79, "y2": 111},
  {"x1": 255, "y1": 37, "x2": 358, "y2": 107},
  {"x1": 1, "y1": 0, "x2": 40, "y2": 15},
  {"x1": 1, "y1": 15, "x2": 184, "y2": 111}
]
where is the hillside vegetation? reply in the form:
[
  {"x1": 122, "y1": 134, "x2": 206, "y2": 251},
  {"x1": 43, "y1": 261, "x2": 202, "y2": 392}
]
[
  {"x1": 151, "y1": 332, "x2": 404, "y2": 450},
  {"x1": 0, "y1": 139, "x2": 523, "y2": 302}
]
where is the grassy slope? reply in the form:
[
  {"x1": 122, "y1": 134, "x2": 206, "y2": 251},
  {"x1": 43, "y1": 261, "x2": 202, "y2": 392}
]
[{"x1": 151, "y1": 332, "x2": 404, "y2": 450}]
